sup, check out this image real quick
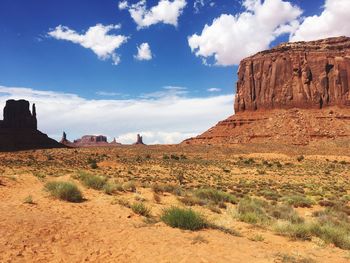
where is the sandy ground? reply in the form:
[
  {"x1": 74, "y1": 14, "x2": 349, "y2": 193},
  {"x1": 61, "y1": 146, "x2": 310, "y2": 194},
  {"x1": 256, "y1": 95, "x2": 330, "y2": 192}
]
[{"x1": 1, "y1": 171, "x2": 349, "y2": 263}]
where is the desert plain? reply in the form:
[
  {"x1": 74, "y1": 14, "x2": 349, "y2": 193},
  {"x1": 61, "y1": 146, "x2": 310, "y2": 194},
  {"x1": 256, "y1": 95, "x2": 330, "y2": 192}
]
[{"x1": 1, "y1": 140, "x2": 350, "y2": 263}]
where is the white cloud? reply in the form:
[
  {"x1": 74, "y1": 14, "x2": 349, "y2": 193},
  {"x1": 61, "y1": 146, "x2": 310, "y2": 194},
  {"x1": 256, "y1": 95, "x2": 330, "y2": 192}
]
[
  {"x1": 290, "y1": 0, "x2": 350, "y2": 42},
  {"x1": 193, "y1": 0, "x2": 214, "y2": 13},
  {"x1": 96, "y1": 91, "x2": 121, "y2": 96},
  {"x1": 134, "y1": 42, "x2": 153, "y2": 60},
  {"x1": 119, "y1": 0, "x2": 187, "y2": 29},
  {"x1": 188, "y1": 0, "x2": 302, "y2": 66},
  {"x1": 48, "y1": 24, "x2": 128, "y2": 65},
  {"x1": 207, "y1": 88, "x2": 221, "y2": 92},
  {"x1": 0, "y1": 85, "x2": 232, "y2": 144},
  {"x1": 118, "y1": 0, "x2": 129, "y2": 10}
]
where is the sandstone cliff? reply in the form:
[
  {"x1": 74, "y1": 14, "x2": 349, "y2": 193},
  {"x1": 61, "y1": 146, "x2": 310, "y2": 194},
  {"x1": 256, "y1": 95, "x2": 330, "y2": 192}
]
[
  {"x1": 184, "y1": 37, "x2": 350, "y2": 145},
  {"x1": 235, "y1": 36, "x2": 350, "y2": 112}
]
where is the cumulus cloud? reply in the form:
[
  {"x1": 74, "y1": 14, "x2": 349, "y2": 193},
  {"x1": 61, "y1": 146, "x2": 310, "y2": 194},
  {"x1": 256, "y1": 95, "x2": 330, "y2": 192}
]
[
  {"x1": 134, "y1": 42, "x2": 153, "y2": 60},
  {"x1": 188, "y1": 0, "x2": 302, "y2": 66},
  {"x1": 48, "y1": 24, "x2": 128, "y2": 65},
  {"x1": 0, "y1": 85, "x2": 232, "y2": 144},
  {"x1": 290, "y1": 0, "x2": 350, "y2": 42},
  {"x1": 119, "y1": 0, "x2": 187, "y2": 29},
  {"x1": 207, "y1": 88, "x2": 221, "y2": 92}
]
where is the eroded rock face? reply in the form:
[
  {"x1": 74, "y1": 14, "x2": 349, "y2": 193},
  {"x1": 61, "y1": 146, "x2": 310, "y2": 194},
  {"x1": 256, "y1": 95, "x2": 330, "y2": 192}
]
[
  {"x1": 235, "y1": 36, "x2": 350, "y2": 112},
  {"x1": 184, "y1": 37, "x2": 350, "y2": 146},
  {"x1": 0, "y1": 100, "x2": 63, "y2": 151}
]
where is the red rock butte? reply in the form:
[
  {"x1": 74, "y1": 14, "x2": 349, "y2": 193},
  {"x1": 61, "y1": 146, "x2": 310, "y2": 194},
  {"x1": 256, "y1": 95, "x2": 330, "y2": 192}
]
[
  {"x1": 0, "y1": 99, "x2": 63, "y2": 151},
  {"x1": 183, "y1": 36, "x2": 350, "y2": 145}
]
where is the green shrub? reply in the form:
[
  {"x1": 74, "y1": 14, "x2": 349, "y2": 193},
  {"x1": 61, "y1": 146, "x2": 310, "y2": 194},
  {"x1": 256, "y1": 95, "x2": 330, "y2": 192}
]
[
  {"x1": 274, "y1": 222, "x2": 313, "y2": 240},
  {"x1": 77, "y1": 172, "x2": 107, "y2": 190},
  {"x1": 282, "y1": 195, "x2": 315, "y2": 208},
  {"x1": 103, "y1": 182, "x2": 123, "y2": 195},
  {"x1": 267, "y1": 204, "x2": 304, "y2": 223},
  {"x1": 194, "y1": 188, "x2": 237, "y2": 204},
  {"x1": 161, "y1": 207, "x2": 207, "y2": 230},
  {"x1": 44, "y1": 181, "x2": 83, "y2": 202},
  {"x1": 311, "y1": 223, "x2": 350, "y2": 249},
  {"x1": 236, "y1": 198, "x2": 270, "y2": 225},
  {"x1": 131, "y1": 202, "x2": 151, "y2": 217}
]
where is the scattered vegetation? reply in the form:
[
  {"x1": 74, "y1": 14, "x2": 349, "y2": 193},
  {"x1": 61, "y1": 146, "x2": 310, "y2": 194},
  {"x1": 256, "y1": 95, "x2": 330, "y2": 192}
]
[
  {"x1": 161, "y1": 207, "x2": 207, "y2": 231},
  {"x1": 44, "y1": 181, "x2": 83, "y2": 202},
  {"x1": 131, "y1": 202, "x2": 151, "y2": 217}
]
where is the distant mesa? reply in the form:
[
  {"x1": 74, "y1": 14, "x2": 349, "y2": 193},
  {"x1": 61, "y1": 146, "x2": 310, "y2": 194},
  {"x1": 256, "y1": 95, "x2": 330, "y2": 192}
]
[
  {"x1": 184, "y1": 36, "x2": 350, "y2": 145},
  {"x1": 60, "y1": 132, "x2": 122, "y2": 147},
  {"x1": 133, "y1": 134, "x2": 145, "y2": 145},
  {"x1": 0, "y1": 99, "x2": 63, "y2": 151}
]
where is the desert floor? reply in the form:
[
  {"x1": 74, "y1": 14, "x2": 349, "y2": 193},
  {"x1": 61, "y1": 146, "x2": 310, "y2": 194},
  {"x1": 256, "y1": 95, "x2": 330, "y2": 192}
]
[{"x1": 1, "y1": 140, "x2": 350, "y2": 263}]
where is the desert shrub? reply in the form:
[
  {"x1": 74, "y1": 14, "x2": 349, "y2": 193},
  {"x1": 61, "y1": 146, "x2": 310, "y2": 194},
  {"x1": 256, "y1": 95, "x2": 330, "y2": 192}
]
[
  {"x1": 236, "y1": 198, "x2": 270, "y2": 225},
  {"x1": 131, "y1": 202, "x2": 151, "y2": 217},
  {"x1": 311, "y1": 223, "x2": 350, "y2": 249},
  {"x1": 267, "y1": 204, "x2": 304, "y2": 223},
  {"x1": 152, "y1": 183, "x2": 183, "y2": 196},
  {"x1": 311, "y1": 208, "x2": 350, "y2": 249},
  {"x1": 194, "y1": 188, "x2": 237, "y2": 204},
  {"x1": 44, "y1": 181, "x2": 83, "y2": 202},
  {"x1": 23, "y1": 195, "x2": 35, "y2": 204},
  {"x1": 77, "y1": 172, "x2": 107, "y2": 190},
  {"x1": 282, "y1": 195, "x2": 315, "y2": 208},
  {"x1": 170, "y1": 154, "x2": 180, "y2": 160},
  {"x1": 161, "y1": 207, "x2": 207, "y2": 230},
  {"x1": 274, "y1": 221, "x2": 313, "y2": 240},
  {"x1": 179, "y1": 195, "x2": 207, "y2": 206},
  {"x1": 122, "y1": 181, "x2": 136, "y2": 192},
  {"x1": 103, "y1": 182, "x2": 123, "y2": 195},
  {"x1": 87, "y1": 158, "x2": 98, "y2": 169},
  {"x1": 163, "y1": 154, "x2": 170, "y2": 160},
  {"x1": 296, "y1": 155, "x2": 304, "y2": 162}
]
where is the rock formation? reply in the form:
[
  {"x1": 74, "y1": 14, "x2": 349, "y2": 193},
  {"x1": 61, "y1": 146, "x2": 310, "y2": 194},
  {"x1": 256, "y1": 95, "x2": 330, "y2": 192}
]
[
  {"x1": 184, "y1": 37, "x2": 350, "y2": 145},
  {"x1": 235, "y1": 36, "x2": 350, "y2": 112},
  {"x1": 134, "y1": 134, "x2": 145, "y2": 145},
  {"x1": 0, "y1": 99, "x2": 63, "y2": 151},
  {"x1": 60, "y1": 132, "x2": 121, "y2": 147}
]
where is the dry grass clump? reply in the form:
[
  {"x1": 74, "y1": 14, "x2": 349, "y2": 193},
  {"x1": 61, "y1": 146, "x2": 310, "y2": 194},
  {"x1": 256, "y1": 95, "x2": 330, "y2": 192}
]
[
  {"x1": 194, "y1": 188, "x2": 237, "y2": 204},
  {"x1": 236, "y1": 198, "x2": 270, "y2": 225},
  {"x1": 281, "y1": 195, "x2": 315, "y2": 208},
  {"x1": 131, "y1": 202, "x2": 151, "y2": 217},
  {"x1": 44, "y1": 181, "x2": 83, "y2": 202},
  {"x1": 161, "y1": 207, "x2": 207, "y2": 231},
  {"x1": 76, "y1": 171, "x2": 107, "y2": 190}
]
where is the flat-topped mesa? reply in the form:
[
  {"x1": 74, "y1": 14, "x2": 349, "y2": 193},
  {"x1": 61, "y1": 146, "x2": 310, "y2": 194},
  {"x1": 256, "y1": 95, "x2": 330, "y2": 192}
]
[
  {"x1": 60, "y1": 132, "x2": 122, "y2": 147},
  {"x1": 234, "y1": 36, "x2": 350, "y2": 113}
]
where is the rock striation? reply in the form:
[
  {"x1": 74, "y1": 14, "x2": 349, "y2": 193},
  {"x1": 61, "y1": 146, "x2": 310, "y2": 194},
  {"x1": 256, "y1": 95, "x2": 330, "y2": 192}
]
[
  {"x1": 184, "y1": 37, "x2": 350, "y2": 145},
  {"x1": 235, "y1": 36, "x2": 350, "y2": 112},
  {"x1": 0, "y1": 99, "x2": 63, "y2": 151}
]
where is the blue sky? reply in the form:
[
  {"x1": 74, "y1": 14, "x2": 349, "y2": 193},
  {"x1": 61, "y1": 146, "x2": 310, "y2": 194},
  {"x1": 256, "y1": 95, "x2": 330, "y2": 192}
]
[
  {"x1": 0, "y1": 0, "x2": 324, "y2": 98},
  {"x1": 0, "y1": 0, "x2": 348, "y2": 144}
]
